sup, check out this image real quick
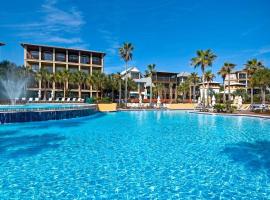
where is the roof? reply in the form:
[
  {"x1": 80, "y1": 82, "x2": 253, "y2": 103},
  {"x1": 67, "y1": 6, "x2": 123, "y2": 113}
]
[
  {"x1": 20, "y1": 43, "x2": 106, "y2": 55},
  {"x1": 0, "y1": 42, "x2": 5, "y2": 46},
  {"x1": 120, "y1": 66, "x2": 140, "y2": 75},
  {"x1": 198, "y1": 81, "x2": 221, "y2": 85},
  {"x1": 177, "y1": 72, "x2": 190, "y2": 77},
  {"x1": 225, "y1": 82, "x2": 246, "y2": 86}
]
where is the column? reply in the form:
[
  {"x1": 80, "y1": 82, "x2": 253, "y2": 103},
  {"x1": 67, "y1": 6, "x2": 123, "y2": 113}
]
[{"x1": 38, "y1": 47, "x2": 42, "y2": 95}]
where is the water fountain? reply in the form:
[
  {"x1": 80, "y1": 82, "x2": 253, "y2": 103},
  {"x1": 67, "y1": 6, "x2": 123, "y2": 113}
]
[{"x1": 0, "y1": 69, "x2": 28, "y2": 105}]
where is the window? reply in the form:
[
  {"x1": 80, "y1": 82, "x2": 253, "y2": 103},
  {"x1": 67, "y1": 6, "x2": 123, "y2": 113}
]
[
  {"x1": 92, "y1": 56, "x2": 102, "y2": 65},
  {"x1": 55, "y1": 53, "x2": 66, "y2": 62},
  {"x1": 31, "y1": 64, "x2": 39, "y2": 72},
  {"x1": 68, "y1": 54, "x2": 79, "y2": 63},
  {"x1": 239, "y1": 73, "x2": 246, "y2": 79},
  {"x1": 42, "y1": 51, "x2": 53, "y2": 60},
  {"x1": 29, "y1": 51, "x2": 39, "y2": 59},
  {"x1": 81, "y1": 55, "x2": 90, "y2": 64}
]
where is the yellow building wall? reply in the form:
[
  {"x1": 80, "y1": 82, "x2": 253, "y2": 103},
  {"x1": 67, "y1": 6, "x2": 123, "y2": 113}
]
[{"x1": 97, "y1": 103, "x2": 117, "y2": 112}]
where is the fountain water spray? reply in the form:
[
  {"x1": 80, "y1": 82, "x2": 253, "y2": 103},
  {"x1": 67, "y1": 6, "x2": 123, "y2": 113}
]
[{"x1": 0, "y1": 69, "x2": 28, "y2": 105}]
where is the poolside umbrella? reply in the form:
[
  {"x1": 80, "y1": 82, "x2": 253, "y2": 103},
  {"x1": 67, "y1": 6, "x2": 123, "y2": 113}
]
[
  {"x1": 198, "y1": 97, "x2": 201, "y2": 104},
  {"x1": 38, "y1": 90, "x2": 41, "y2": 99},
  {"x1": 144, "y1": 88, "x2": 148, "y2": 99},
  {"x1": 211, "y1": 95, "x2": 216, "y2": 106},
  {"x1": 139, "y1": 95, "x2": 142, "y2": 104},
  {"x1": 238, "y1": 96, "x2": 242, "y2": 109}
]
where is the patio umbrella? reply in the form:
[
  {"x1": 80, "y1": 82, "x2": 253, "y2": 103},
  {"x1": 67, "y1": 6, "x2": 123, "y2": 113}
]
[
  {"x1": 238, "y1": 96, "x2": 242, "y2": 109},
  {"x1": 38, "y1": 90, "x2": 41, "y2": 99},
  {"x1": 157, "y1": 96, "x2": 161, "y2": 104},
  {"x1": 139, "y1": 95, "x2": 142, "y2": 104},
  {"x1": 211, "y1": 95, "x2": 216, "y2": 106}
]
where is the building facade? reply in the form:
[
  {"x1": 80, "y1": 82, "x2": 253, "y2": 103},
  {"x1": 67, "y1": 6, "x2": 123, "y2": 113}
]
[
  {"x1": 224, "y1": 70, "x2": 248, "y2": 89},
  {"x1": 22, "y1": 43, "x2": 105, "y2": 98}
]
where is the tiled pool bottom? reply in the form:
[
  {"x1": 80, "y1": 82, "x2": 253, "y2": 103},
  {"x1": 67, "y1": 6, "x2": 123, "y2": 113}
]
[{"x1": 0, "y1": 111, "x2": 270, "y2": 199}]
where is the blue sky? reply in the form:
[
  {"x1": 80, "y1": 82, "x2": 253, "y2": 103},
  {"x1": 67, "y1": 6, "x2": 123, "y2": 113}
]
[{"x1": 0, "y1": 0, "x2": 270, "y2": 80}]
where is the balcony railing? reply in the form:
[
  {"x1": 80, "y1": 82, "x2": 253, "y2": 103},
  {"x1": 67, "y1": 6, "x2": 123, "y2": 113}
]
[
  {"x1": 27, "y1": 51, "x2": 39, "y2": 59},
  {"x1": 42, "y1": 52, "x2": 53, "y2": 61},
  {"x1": 55, "y1": 53, "x2": 66, "y2": 62},
  {"x1": 80, "y1": 55, "x2": 90, "y2": 64},
  {"x1": 92, "y1": 57, "x2": 102, "y2": 65},
  {"x1": 68, "y1": 55, "x2": 79, "y2": 63}
]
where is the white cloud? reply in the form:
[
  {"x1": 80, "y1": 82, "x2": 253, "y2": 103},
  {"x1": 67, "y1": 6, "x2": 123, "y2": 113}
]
[{"x1": 2, "y1": 0, "x2": 86, "y2": 47}]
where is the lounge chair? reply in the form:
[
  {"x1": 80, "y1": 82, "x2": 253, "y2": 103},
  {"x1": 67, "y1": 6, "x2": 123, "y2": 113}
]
[
  {"x1": 21, "y1": 97, "x2": 26, "y2": 101},
  {"x1": 72, "y1": 98, "x2": 77, "y2": 102},
  {"x1": 80, "y1": 98, "x2": 84, "y2": 103},
  {"x1": 28, "y1": 97, "x2": 33, "y2": 102},
  {"x1": 34, "y1": 97, "x2": 39, "y2": 102},
  {"x1": 48, "y1": 98, "x2": 53, "y2": 102},
  {"x1": 66, "y1": 98, "x2": 71, "y2": 102},
  {"x1": 55, "y1": 97, "x2": 60, "y2": 102},
  {"x1": 61, "y1": 98, "x2": 65, "y2": 102}
]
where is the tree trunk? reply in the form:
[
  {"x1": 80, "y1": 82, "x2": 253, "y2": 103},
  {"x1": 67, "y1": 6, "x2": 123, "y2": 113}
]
[
  {"x1": 228, "y1": 75, "x2": 231, "y2": 102},
  {"x1": 78, "y1": 84, "x2": 81, "y2": 98},
  {"x1": 43, "y1": 81, "x2": 47, "y2": 100},
  {"x1": 223, "y1": 78, "x2": 226, "y2": 103},
  {"x1": 63, "y1": 82, "x2": 66, "y2": 98},
  {"x1": 206, "y1": 82, "x2": 209, "y2": 106},
  {"x1": 150, "y1": 75, "x2": 153, "y2": 105},
  {"x1": 125, "y1": 62, "x2": 128, "y2": 107},
  {"x1": 118, "y1": 80, "x2": 121, "y2": 105},
  {"x1": 251, "y1": 87, "x2": 254, "y2": 104},
  {"x1": 189, "y1": 85, "x2": 192, "y2": 103},
  {"x1": 170, "y1": 85, "x2": 172, "y2": 104},
  {"x1": 202, "y1": 68, "x2": 206, "y2": 109},
  {"x1": 193, "y1": 84, "x2": 196, "y2": 102}
]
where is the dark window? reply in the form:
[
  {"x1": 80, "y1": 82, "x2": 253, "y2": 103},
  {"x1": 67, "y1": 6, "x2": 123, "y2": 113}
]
[
  {"x1": 29, "y1": 51, "x2": 39, "y2": 59},
  {"x1": 92, "y1": 56, "x2": 102, "y2": 65},
  {"x1": 69, "y1": 54, "x2": 79, "y2": 63},
  {"x1": 42, "y1": 51, "x2": 53, "y2": 60},
  {"x1": 81, "y1": 55, "x2": 90, "y2": 64},
  {"x1": 55, "y1": 53, "x2": 66, "y2": 62},
  {"x1": 31, "y1": 64, "x2": 39, "y2": 72},
  {"x1": 239, "y1": 73, "x2": 246, "y2": 79}
]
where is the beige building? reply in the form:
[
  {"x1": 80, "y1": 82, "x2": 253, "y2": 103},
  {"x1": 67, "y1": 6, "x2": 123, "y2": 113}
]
[
  {"x1": 21, "y1": 43, "x2": 105, "y2": 98},
  {"x1": 224, "y1": 70, "x2": 248, "y2": 89}
]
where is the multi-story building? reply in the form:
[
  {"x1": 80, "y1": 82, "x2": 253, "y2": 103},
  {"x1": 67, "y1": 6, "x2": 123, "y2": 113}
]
[
  {"x1": 224, "y1": 70, "x2": 248, "y2": 89},
  {"x1": 21, "y1": 43, "x2": 105, "y2": 98}
]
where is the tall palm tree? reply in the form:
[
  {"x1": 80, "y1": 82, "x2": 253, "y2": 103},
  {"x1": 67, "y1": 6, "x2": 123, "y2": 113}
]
[
  {"x1": 90, "y1": 71, "x2": 107, "y2": 98},
  {"x1": 251, "y1": 68, "x2": 270, "y2": 105},
  {"x1": 61, "y1": 69, "x2": 71, "y2": 98},
  {"x1": 222, "y1": 63, "x2": 236, "y2": 102},
  {"x1": 177, "y1": 81, "x2": 189, "y2": 102},
  {"x1": 119, "y1": 42, "x2": 134, "y2": 107},
  {"x1": 72, "y1": 71, "x2": 87, "y2": 98},
  {"x1": 204, "y1": 70, "x2": 215, "y2": 106},
  {"x1": 244, "y1": 59, "x2": 264, "y2": 104},
  {"x1": 145, "y1": 64, "x2": 156, "y2": 105},
  {"x1": 188, "y1": 72, "x2": 199, "y2": 102},
  {"x1": 113, "y1": 73, "x2": 122, "y2": 105},
  {"x1": 218, "y1": 66, "x2": 227, "y2": 103},
  {"x1": 35, "y1": 68, "x2": 50, "y2": 100},
  {"x1": 155, "y1": 83, "x2": 164, "y2": 99},
  {"x1": 191, "y1": 49, "x2": 217, "y2": 109}
]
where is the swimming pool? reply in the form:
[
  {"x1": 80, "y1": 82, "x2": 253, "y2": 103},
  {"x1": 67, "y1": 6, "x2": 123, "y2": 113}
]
[{"x1": 0, "y1": 111, "x2": 269, "y2": 199}]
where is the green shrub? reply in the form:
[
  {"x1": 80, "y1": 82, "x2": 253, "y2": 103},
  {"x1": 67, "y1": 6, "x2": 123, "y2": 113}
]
[{"x1": 213, "y1": 104, "x2": 225, "y2": 113}]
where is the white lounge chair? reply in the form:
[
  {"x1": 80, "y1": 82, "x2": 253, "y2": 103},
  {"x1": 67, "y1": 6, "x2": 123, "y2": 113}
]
[
  {"x1": 77, "y1": 98, "x2": 81, "y2": 102},
  {"x1": 55, "y1": 97, "x2": 60, "y2": 102},
  {"x1": 80, "y1": 98, "x2": 84, "y2": 103},
  {"x1": 21, "y1": 97, "x2": 26, "y2": 101},
  {"x1": 28, "y1": 98, "x2": 33, "y2": 102},
  {"x1": 72, "y1": 98, "x2": 77, "y2": 102},
  {"x1": 61, "y1": 98, "x2": 65, "y2": 102},
  {"x1": 34, "y1": 97, "x2": 39, "y2": 102},
  {"x1": 66, "y1": 98, "x2": 71, "y2": 102},
  {"x1": 48, "y1": 98, "x2": 53, "y2": 102}
]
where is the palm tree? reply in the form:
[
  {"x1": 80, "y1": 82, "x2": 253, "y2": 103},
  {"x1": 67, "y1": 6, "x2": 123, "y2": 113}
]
[
  {"x1": 222, "y1": 63, "x2": 236, "y2": 102},
  {"x1": 244, "y1": 59, "x2": 264, "y2": 104},
  {"x1": 218, "y1": 66, "x2": 227, "y2": 103},
  {"x1": 113, "y1": 73, "x2": 122, "y2": 105},
  {"x1": 191, "y1": 49, "x2": 217, "y2": 109},
  {"x1": 90, "y1": 71, "x2": 107, "y2": 98},
  {"x1": 252, "y1": 68, "x2": 270, "y2": 105},
  {"x1": 61, "y1": 69, "x2": 71, "y2": 98},
  {"x1": 145, "y1": 64, "x2": 156, "y2": 105},
  {"x1": 127, "y1": 77, "x2": 137, "y2": 98},
  {"x1": 177, "y1": 81, "x2": 189, "y2": 102},
  {"x1": 204, "y1": 70, "x2": 216, "y2": 106},
  {"x1": 72, "y1": 71, "x2": 87, "y2": 98},
  {"x1": 119, "y1": 42, "x2": 134, "y2": 107},
  {"x1": 35, "y1": 68, "x2": 50, "y2": 100},
  {"x1": 188, "y1": 72, "x2": 199, "y2": 102},
  {"x1": 155, "y1": 83, "x2": 164, "y2": 99}
]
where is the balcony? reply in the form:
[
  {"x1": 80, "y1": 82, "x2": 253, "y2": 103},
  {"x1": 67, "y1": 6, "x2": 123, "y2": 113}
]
[
  {"x1": 42, "y1": 51, "x2": 53, "y2": 61},
  {"x1": 92, "y1": 56, "x2": 102, "y2": 65},
  {"x1": 80, "y1": 55, "x2": 90, "y2": 64},
  {"x1": 68, "y1": 54, "x2": 79, "y2": 63},
  {"x1": 27, "y1": 51, "x2": 39, "y2": 59},
  {"x1": 55, "y1": 53, "x2": 66, "y2": 62}
]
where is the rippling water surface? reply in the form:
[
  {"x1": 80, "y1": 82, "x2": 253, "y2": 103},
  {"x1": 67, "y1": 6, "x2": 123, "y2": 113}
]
[{"x1": 0, "y1": 111, "x2": 270, "y2": 199}]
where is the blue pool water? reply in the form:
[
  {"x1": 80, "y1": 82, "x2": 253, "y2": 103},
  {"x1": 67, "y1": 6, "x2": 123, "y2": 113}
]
[
  {"x1": 0, "y1": 111, "x2": 270, "y2": 199},
  {"x1": 0, "y1": 103, "x2": 86, "y2": 111}
]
